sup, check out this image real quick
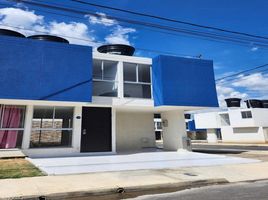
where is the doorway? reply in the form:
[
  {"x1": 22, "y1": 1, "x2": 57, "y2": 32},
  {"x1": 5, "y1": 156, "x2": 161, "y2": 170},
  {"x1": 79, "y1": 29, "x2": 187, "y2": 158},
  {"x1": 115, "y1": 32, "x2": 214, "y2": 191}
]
[{"x1": 80, "y1": 107, "x2": 112, "y2": 152}]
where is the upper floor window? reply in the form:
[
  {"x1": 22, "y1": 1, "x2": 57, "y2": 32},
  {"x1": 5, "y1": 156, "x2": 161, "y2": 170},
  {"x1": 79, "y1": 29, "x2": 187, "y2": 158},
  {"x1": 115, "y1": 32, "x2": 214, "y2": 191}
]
[
  {"x1": 241, "y1": 111, "x2": 252, "y2": 119},
  {"x1": 93, "y1": 60, "x2": 118, "y2": 97},
  {"x1": 123, "y1": 62, "x2": 151, "y2": 99},
  {"x1": 220, "y1": 114, "x2": 230, "y2": 126}
]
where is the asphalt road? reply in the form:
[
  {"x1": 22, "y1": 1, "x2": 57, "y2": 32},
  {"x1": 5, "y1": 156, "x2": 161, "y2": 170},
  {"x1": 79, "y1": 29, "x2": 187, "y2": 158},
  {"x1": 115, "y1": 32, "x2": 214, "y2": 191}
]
[{"x1": 127, "y1": 180, "x2": 268, "y2": 200}]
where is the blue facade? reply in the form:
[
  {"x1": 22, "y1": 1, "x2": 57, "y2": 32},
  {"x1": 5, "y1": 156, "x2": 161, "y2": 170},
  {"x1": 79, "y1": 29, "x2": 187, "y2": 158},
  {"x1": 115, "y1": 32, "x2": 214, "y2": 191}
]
[
  {"x1": 0, "y1": 35, "x2": 92, "y2": 102},
  {"x1": 152, "y1": 55, "x2": 219, "y2": 107}
]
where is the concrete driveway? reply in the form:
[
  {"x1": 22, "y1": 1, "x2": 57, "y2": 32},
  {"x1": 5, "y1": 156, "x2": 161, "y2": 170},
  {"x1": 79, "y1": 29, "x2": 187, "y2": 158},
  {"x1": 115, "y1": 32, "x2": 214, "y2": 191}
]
[{"x1": 28, "y1": 151, "x2": 259, "y2": 175}]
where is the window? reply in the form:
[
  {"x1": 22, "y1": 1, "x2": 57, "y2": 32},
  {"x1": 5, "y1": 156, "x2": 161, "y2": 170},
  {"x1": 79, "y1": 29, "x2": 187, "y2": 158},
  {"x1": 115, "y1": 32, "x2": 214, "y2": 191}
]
[
  {"x1": 123, "y1": 62, "x2": 152, "y2": 98},
  {"x1": 93, "y1": 60, "x2": 118, "y2": 97},
  {"x1": 30, "y1": 106, "x2": 73, "y2": 148},
  {"x1": 156, "y1": 122, "x2": 162, "y2": 129},
  {"x1": 220, "y1": 114, "x2": 230, "y2": 126},
  {"x1": 241, "y1": 111, "x2": 252, "y2": 119},
  {"x1": 0, "y1": 105, "x2": 26, "y2": 149},
  {"x1": 186, "y1": 122, "x2": 189, "y2": 130}
]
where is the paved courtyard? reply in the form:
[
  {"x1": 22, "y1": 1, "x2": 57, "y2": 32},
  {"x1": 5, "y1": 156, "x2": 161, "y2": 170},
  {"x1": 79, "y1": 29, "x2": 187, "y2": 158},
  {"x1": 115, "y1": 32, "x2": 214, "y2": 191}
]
[{"x1": 28, "y1": 151, "x2": 260, "y2": 175}]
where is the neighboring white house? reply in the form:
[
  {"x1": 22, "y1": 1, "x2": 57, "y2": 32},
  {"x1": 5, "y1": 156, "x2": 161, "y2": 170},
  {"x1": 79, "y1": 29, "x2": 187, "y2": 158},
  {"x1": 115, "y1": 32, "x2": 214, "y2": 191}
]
[
  {"x1": 195, "y1": 99, "x2": 268, "y2": 143},
  {"x1": 0, "y1": 30, "x2": 219, "y2": 157}
]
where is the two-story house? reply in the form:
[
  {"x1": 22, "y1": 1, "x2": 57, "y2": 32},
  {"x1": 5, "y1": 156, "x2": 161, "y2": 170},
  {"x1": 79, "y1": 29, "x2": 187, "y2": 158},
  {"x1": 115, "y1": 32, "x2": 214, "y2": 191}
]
[{"x1": 0, "y1": 29, "x2": 219, "y2": 157}]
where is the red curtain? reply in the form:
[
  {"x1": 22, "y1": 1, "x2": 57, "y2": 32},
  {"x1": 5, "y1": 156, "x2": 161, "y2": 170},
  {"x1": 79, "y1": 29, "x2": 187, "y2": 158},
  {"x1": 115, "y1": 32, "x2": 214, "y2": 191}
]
[{"x1": 0, "y1": 106, "x2": 22, "y2": 149}]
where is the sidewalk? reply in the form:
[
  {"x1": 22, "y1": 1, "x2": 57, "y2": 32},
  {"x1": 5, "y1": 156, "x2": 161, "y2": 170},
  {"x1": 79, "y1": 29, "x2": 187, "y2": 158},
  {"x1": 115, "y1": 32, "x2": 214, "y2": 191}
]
[
  {"x1": 1, "y1": 161, "x2": 268, "y2": 199},
  {"x1": 192, "y1": 141, "x2": 268, "y2": 146}
]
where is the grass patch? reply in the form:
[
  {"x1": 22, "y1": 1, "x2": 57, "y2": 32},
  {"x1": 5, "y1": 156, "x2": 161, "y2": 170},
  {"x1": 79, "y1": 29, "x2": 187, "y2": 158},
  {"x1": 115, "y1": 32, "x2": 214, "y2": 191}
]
[{"x1": 0, "y1": 158, "x2": 44, "y2": 179}]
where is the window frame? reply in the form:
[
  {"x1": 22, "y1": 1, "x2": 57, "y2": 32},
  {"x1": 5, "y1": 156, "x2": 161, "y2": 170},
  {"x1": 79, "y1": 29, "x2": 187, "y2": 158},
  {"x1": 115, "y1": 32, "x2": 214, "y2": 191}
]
[
  {"x1": 93, "y1": 59, "x2": 119, "y2": 97},
  {"x1": 0, "y1": 104, "x2": 26, "y2": 131},
  {"x1": 30, "y1": 106, "x2": 74, "y2": 148},
  {"x1": 241, "y1": 111, "x2": 252, "y2": 119},
  {"x1": 123, "y1": 62, "x2": 152, "y2": 99}
]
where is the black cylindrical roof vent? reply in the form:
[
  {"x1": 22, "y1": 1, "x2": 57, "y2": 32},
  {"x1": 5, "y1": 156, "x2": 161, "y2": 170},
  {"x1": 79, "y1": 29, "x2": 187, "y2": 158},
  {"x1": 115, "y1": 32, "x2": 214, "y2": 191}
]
[
  {"x1": 97, "y1": 44, "x2": 135, "y2": 56},
  {"x1": 27, "y1": 35, "x2": 69, "y2": 44},
  {"x1": 225, "y1": 98, "x2": 241, "y2": 107},
  {"x1": 261, "y1": 100, "x2": 268, "y2": 108},
  {"x1": 245, "y1": 99, "x2": 263, "y2": 108},
  {"x1": 0, "y1": 28, "x2": 25, "y2": 38}
]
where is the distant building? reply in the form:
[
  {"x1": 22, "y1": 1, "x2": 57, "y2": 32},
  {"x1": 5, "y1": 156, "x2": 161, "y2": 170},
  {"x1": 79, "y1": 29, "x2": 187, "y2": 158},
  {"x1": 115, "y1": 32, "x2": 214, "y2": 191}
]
[{"x1": 194, "y1": 98, "x2": 268, "y2": 143}]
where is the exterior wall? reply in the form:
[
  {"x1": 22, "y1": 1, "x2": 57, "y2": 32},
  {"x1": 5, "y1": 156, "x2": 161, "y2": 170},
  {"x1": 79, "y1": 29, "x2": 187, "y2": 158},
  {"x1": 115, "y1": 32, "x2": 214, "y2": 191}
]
[
  {"x1": 207, "y1": 129, "x2": 218, "y2": 143},
  {"x1": 228, "y1": 109, "x2": 255, "y2": 127},
  {"x1": 0, "y1": 35, "x2": 92, "y2": 102},
  {"x1": 152, "y1": 55, "x2": 218, "y2": 107},
  {"x1": 161, "y1": 110, "x2": 186, "y2": 150},
  {"x1": 195, "y1": 112, "x2": 221, "y2": 129},
  {"x1": 221, "y1": 126, "x2": 267, "y2": 143},
  {"x1": 116, "y1": 111, "x2": 155, "y2": 152}
]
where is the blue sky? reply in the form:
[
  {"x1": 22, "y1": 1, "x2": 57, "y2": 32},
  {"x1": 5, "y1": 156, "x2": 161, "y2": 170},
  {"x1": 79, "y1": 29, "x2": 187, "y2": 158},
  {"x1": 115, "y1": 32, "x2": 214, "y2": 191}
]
[{"x1": 0, "y1": 0, "x2": 268, "y2": 106}]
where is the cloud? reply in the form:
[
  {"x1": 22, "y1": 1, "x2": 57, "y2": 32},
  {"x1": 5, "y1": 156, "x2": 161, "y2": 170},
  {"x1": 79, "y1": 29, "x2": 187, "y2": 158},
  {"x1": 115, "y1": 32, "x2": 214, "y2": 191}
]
[
  {"x1": 86, "y1": 12, "x2": 136, "y2": 45},
  {"x1": 251, "y1": 47, "x2": 259, "y2": 52},
  {"x1": 105, "y1": 25, "x2": 136, "y2": 45},
  {"x1": 48, "y1": 21, "x2": 96, "y2": 46},
  {"x1": 0, "y1": 7, "x2": 43, "y2": 28},
  {"x1": 216, "y1": 84, "x2": 248, "y2": 107},
  {"x1": 86, "y1": 12, "x2": 117, "y2": 26},
  {"x1": 232, "y1": 73, "x2": 268, "y2": 93},
  {"x1": 0, "y1": 7, "x2": 99, "y2": 46},
  {"x1": 216, "y1": 72, "x2": 268, "y2": 107}
]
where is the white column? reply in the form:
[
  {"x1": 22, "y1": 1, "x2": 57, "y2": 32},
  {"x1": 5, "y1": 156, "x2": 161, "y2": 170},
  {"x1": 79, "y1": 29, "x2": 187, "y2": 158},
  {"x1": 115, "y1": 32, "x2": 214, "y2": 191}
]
[
  {"x1": 72, "y1": 106, "x2": 82, "y2": 152},
  {"x1": 112, "y1": 107, "x2": 116, "y2": 153},
  {"x1": 21, "y1": 105, "x2": 33, "y2": 149},
  {"x1": 207, "y1": 129, "x2": 218, "y2": 143},
  {"x1": 161, "y1": 110, "x2": 186, "y2": 151},
  {"x1": 118, "y1": 61, "x2": 124, "y2": 99}
]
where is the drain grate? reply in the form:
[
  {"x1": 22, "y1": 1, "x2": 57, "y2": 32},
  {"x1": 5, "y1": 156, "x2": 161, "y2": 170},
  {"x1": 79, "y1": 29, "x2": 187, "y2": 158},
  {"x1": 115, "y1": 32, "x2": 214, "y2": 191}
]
[{"x1": 183, "y1": 173, "x2": 198, "y2": 177}]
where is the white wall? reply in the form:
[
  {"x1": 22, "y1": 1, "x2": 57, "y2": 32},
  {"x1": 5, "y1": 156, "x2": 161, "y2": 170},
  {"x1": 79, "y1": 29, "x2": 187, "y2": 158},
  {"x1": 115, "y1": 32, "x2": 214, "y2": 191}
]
[
  {"x1": 116, "y1": 111, "x2": 155, "y2": 152},
  {"x1": 221, "y1": 126, "x2": 267, "y2": 143},
  {"x1": 252, "y1": 108, "x2": 268, "y2": 127},
  {"x1": 194, "y1": 112, "x2": 220, "y2": 129},
  {"x1": 161, "y1": 110, "x2": 186, "y2": 151}
]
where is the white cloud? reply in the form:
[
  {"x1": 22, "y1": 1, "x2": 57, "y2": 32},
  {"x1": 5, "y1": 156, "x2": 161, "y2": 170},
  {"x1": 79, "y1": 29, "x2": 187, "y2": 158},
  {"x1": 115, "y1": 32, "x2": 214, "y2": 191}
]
[
  {"x1": 251, "y1": 47, "x2": 259, "y2": 52},
  {"x1": 0, "y1": 7, "x2": 99, "y2": 47},
  {"x1": 232, "y1": 73, "x2": 268, "y2": 92},
  {"x1": 216, "y1": 72, "x2": 268, "y2": 107},
  {"x1": 48, "y1": 21, "x2": 96, "y2": 46},
  {"x1": 216, "y1": 84, "x2": 248, "y2": 107},
  {"x1": 86, "y1": 12, "x2": 117, "y2": 27},
  {"x1": 105, "y1": 25, "x2": 136, "y2": 45},
  {"x1": 0, "y1": 8, "x2": 136, "y2": 47},
  {"x1": 0, "y1": 7, "x2": 43, "y2": 28},
  {"x1": 86, "y1": 12, "x2": 136, "y2": 45}
]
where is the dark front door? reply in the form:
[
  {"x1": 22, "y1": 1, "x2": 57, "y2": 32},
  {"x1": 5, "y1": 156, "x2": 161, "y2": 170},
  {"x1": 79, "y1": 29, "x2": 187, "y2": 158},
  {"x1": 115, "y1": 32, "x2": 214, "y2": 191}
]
[{"x1": 81, "y1": 107, "x2": 112, "y2": 152}]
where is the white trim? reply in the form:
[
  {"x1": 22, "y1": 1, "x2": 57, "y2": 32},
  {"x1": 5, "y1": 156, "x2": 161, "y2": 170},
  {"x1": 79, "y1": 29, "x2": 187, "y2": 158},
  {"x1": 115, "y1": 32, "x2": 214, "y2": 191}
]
[
  {"x1": 93, "y1": 52, "x2": 152, "y2": 65},
  {"x1": 118, "y1": 61, "x2": 124, "y2": 99},
  {"x1": 22, "y1": 105, "x2": 33, "y2": 149},
  {"x1": 112, "y1": 107, "x2": 116, "y2": 153}
]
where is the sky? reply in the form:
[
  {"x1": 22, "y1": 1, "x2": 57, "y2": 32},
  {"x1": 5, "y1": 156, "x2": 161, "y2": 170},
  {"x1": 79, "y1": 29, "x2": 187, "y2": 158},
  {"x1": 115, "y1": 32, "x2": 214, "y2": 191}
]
[{"x1": 0, "y1": 0, "x2": 268, "y2": 107}]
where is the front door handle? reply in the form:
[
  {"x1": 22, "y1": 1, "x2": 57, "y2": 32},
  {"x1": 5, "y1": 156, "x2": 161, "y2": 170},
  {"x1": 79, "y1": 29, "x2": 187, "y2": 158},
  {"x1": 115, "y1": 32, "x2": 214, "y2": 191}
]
[{"x1": 82, "y1": 129, "x2": 87, "y2": 135}]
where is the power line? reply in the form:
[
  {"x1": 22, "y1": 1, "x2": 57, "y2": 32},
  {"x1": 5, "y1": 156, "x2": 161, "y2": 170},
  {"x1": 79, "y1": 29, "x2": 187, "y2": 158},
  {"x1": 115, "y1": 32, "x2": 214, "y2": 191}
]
[
  {"x1": 72, "y1": 0, "x2": 268, "y2": 41},
  {"x1": 0, "y1": 23, "x2": 195, "y2": 58},
  {"x1": 9, "y1": 0, "x2": 268, "y2": 49},
  {"x1": 216, "y1": 63, "x2": 268, "y2": 82}
]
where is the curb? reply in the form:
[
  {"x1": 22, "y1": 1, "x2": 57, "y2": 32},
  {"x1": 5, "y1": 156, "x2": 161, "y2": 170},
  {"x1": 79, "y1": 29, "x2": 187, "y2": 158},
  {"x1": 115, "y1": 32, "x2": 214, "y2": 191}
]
[{"x1": 4, "y1": 178, "x2": 228, "y2": 200}]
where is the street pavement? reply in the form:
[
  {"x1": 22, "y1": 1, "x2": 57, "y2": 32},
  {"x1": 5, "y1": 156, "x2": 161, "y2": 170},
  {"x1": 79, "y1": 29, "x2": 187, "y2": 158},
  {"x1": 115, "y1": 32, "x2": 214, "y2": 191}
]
[{"x1": 127, "y1": 180, "x2": 268, "y2": 200}]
